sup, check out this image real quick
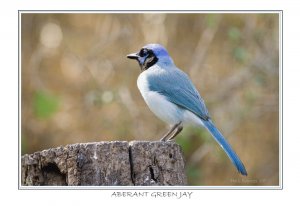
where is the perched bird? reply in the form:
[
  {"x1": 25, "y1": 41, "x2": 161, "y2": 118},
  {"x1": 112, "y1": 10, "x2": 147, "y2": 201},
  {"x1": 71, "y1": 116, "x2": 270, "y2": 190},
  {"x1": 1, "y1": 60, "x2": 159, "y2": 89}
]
[{"x1": 127, "y1": 43, "x2": 247, "y2": 176}]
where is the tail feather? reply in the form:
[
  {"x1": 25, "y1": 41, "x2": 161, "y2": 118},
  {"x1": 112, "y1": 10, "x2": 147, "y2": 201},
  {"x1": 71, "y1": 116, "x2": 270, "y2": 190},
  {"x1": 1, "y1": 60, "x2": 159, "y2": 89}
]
[{"x1": 203, "y1": 119, "x2": 247, "y2": 176}]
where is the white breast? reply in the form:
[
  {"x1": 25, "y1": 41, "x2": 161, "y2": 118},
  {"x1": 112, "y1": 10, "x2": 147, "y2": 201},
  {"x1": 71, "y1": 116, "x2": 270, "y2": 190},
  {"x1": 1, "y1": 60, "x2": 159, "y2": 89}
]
[{"x1": 137, "y1": 71, "x2": 183, "y2": 125}]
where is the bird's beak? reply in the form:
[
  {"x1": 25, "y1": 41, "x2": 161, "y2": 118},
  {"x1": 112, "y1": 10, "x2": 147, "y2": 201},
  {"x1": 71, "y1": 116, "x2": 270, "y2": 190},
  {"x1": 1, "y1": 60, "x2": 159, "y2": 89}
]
[{"x1": 127, "y1": 52, "x2": 139, "y2": 60}]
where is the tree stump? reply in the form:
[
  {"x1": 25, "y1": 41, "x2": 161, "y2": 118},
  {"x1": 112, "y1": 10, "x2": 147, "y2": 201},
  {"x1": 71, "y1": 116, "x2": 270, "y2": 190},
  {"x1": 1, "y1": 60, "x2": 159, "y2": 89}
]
[{"x1": 21, "y1": 141, "x2": 187, "y2": 186}]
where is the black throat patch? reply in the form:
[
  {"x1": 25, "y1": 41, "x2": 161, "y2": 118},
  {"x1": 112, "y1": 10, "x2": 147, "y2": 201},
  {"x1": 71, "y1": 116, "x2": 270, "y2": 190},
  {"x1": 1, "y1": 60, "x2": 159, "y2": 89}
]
[{"x1": 141, "y1": 51, "x2": 158, "y2": 71}]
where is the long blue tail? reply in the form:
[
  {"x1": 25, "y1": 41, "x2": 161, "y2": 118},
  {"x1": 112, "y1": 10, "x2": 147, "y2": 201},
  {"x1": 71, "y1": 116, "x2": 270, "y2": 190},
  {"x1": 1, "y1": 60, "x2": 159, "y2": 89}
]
[{"x1": 202, "y1": 119, "x2": 247, "y2": 176}]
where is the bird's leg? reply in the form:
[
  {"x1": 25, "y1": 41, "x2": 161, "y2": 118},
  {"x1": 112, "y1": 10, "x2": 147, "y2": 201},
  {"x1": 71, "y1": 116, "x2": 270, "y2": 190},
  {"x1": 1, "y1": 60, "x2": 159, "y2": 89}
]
[
  {"x1": 167, "y1": 125, "x2": 183, "y2": 141},
  {"x1": 160, "y1": 122, "x2": 181, "y2": 142}
]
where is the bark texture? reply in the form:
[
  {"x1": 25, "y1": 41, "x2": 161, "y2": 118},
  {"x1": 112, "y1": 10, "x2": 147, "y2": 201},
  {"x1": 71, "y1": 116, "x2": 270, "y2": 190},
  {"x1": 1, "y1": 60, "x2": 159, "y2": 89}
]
[{"x1": 21, "y1": 141, "x2": 187, "y2": 186}]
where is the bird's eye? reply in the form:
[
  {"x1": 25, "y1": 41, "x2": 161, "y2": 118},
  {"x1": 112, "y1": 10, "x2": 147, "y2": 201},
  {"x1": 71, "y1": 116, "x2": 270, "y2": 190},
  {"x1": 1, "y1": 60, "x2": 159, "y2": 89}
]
[{"x1": 139, "y1": 48, "x2": 148, "y2": 57}]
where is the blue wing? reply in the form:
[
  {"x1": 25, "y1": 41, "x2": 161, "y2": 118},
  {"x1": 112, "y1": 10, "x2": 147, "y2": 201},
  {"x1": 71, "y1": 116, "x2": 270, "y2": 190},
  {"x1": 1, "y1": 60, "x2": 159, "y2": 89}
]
[
  {"x1": 147, "y1": 67, "x2": 210, "y2": 120},
  {"x1": 147, "y1": 66, "x2": 247, "y2": 175}
]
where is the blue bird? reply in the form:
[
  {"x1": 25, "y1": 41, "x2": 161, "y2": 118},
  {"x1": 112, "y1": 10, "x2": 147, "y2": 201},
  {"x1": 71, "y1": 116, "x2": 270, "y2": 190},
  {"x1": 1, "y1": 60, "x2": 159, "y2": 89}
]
[{"x1": 127, "y1": 43, "x2": 247, "y2": 176}]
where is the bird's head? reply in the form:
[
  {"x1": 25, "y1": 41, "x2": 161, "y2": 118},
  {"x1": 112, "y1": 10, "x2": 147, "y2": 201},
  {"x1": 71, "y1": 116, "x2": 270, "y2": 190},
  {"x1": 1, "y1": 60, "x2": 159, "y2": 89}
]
[{"x1": 127, "y1": 44, "x2": 173, "y2": 71}]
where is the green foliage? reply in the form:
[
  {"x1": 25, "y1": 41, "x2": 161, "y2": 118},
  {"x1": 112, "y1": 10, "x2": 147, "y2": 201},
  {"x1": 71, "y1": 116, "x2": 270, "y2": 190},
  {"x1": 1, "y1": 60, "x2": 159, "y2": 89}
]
[
  {"x1": 187, "y1": 165, "x2": 201, "y2": 185},
  {"x1": 228, "y1": 27, "x2": 248, "y2": 63},
  {"x1": 255, "y1": 73, "x2": 267, "y2": 86},
  {"x1": 33, "y1": 90, "x2": 59, "y2": 119},
  {"x1": 233, "y1": 47, "x2": 248, "y2": 63},
  {"x1": 205, "y1": 14, "x2": 219, "y2": 28},
  {"x1": 176, "y1": 134, "x2": 192, "y2": 154},
  {"x1": 21, "y1": 134, "x2": 27, "y2": 155},
  {"x1": 199, "y1": 128, "x2": 213, "y2": 143},
  {"x1": 176, "y1": 126, "x2": 213, "y2": 154},
  {"x1": 228, "y1": 27, "x2": 241, "y2": 42},
  {"x1": 245, "y1": 89, "x2": 257, "y2": 105}
]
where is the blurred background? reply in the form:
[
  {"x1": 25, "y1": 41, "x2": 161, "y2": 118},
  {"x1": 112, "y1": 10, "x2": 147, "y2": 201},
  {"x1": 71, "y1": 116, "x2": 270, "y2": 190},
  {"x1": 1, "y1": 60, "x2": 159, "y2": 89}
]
[{"x1": 21, "y1": 13, "x2": 279, "y2": 186}]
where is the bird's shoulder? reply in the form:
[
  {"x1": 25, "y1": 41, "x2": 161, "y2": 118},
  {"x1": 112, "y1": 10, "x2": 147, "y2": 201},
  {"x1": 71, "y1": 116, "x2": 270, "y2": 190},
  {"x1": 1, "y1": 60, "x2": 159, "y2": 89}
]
[
  {"x1": 146, "y1": 65, "x2": 197, "y2": 95},
  {"x1": 144, "y1": 65, "x2": 210, "y2": 119}
]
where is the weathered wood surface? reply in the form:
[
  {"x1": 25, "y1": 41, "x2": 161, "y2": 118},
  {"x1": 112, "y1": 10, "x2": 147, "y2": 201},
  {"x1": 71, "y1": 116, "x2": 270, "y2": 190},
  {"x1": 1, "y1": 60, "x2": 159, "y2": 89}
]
[{"x1": 21, "y1": 141, "x2": 187, "y2": 186}]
